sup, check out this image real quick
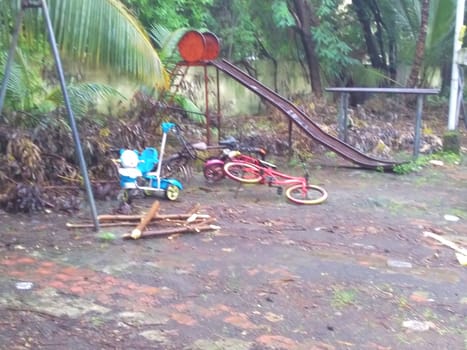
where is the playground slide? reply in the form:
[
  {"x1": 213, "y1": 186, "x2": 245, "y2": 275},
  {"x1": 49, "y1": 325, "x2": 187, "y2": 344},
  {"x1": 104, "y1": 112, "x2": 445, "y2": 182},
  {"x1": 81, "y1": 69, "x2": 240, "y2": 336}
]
[{"x1": 209, "y1": 59, "x2": 399, "y2": 171}]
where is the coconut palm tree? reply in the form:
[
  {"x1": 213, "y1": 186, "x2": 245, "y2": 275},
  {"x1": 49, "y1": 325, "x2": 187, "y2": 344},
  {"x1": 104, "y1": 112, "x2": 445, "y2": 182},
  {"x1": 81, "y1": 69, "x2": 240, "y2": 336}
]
[{"x1": 1, "y1": 0, "x2": 166, "y2": 91}]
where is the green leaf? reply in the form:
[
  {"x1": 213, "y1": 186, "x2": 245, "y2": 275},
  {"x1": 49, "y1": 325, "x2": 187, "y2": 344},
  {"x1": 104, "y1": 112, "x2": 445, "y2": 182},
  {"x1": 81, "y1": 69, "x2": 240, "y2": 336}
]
[{"x1": 2, "y1": 0, "x2": 166, "y2": 88}]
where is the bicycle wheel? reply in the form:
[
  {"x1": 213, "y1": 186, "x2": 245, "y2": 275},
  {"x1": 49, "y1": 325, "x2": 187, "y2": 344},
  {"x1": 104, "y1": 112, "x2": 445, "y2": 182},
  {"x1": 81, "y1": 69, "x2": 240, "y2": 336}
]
[
  {"x1": 203, "y1": 163, "x2": 225, "y2": 183},
  {"x1": 223, "y1": 162, "x2": 263, "y2": 184},
  {"x1": 285, "y1": 184, "x2": 328, "y2": 205},
  {"x1": 162, "y1": 155, "x2": 193, "y2": 182},
  {"x1": 136, "y1": 177, "x2": 154, "y2": 197},
  {"x1": 117, "y1": 189, "x2": 130, "y2": 203}
]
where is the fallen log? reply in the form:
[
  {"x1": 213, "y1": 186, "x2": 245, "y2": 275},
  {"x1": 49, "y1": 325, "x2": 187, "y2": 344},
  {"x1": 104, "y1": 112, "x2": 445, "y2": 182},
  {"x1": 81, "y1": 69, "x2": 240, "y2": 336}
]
[{"x1": 130, "y1": 200, "x2": 161, "y2": 239}]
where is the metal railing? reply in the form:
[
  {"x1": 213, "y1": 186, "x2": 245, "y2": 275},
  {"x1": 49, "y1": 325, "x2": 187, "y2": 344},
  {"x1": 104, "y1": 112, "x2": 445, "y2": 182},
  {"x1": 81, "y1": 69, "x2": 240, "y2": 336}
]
[{"x1": 325, "y1": 87, "x2": 440, "y2": 158}]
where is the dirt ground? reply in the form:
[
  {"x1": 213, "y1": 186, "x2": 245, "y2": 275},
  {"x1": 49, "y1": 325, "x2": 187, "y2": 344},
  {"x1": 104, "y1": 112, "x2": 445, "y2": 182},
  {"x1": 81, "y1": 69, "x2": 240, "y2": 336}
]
[{"x1": 0, "y1": 153, "x2": 466, "y2": 349}]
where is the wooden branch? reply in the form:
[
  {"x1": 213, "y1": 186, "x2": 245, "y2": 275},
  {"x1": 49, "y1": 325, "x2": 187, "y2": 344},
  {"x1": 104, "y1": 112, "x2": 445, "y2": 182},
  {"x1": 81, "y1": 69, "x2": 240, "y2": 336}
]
[
  {"x1": 130, "y1": 200, "x2": 160, "y2": 239},
  {"x1": 66, "y1": 222, "x2": 136, "y2": 228},
  {"x1": 423, "y1": 231, "x2": 467, "y2": 256},
  {"x1": 67, "y1": 202, "x2": 212, "y2": 231},
  {"x1": 186, "y1": 213, "x2": 211, "y2": 223},
  {"x1": 67, "y1": 214, "x2": 213, "y2": 229},
  {"x1": 97, "y1": 214, "x2": 144, "y2": 222},
  {"x1": 97, "y1": 213, "x2": 206, "y2": 222},
  {"x1": 122, "y1": 223, "x2": 220, "y2": 240},
  {"x1": 186, "y1": 203, "x2": 201, "y2": 215},
  {"x1": 153, "y1": 217, "x2": 214, "y2": 226}
]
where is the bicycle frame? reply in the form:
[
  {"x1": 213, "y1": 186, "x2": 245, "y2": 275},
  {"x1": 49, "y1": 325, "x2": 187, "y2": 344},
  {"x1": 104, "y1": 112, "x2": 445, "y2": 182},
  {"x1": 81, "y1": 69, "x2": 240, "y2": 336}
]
[
  {"x1": 253, "y1": 163, "x2": 305, "y2": 187},
  {"x1": 166, "y1": 126, "x2": 270, "y2": 183},
  {"x1": 223, "y1": 160, "x2": 327, "y2": 205},
  {"x1": 203, "y1": 150, "x2": 272, "y2": 184}
]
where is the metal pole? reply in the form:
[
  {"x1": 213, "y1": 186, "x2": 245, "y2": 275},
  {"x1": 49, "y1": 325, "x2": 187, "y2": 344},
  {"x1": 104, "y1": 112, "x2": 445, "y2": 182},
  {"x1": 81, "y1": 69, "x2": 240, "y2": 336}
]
[
  {"x1": 413, "y1": 95, "x2": 424, "y2": 158},
  {"x1": 216, "y1": 67, "x2": 221, "y2": 143},
  {"x1": 288, "y1": 119, "x2": 293, "y2": 158},
  {"x1": 0, "y1": 8, "x2": 25, "y2": 113},
  {"x1": 456, "y1": 66, "x2": 465, "y2": 124},
  {"x1": 447, "y1": 0, "x2": 465, "y2": 130},
  {"x1": 338, "y1": 93, "x2": 349, "y2": 141},
  {"x1": 155, "y1": 131, "x2": 168, "y2": 189},
  {"x1": 204, "y1": 64, "x2": 210, "y2": 145},
  {"x1": 41, "y1": 0, "x2": 99, "y2": 231},
  {"x1": 343, "y1": 93, "x2": 349, "y2": 142}
]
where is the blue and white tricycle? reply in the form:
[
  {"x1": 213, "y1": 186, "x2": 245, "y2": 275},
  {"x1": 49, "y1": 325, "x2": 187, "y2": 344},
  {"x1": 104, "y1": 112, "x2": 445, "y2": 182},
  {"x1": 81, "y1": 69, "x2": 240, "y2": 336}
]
[{"x1": 116, "y1": 122, "x2": 183, "y2": 202}]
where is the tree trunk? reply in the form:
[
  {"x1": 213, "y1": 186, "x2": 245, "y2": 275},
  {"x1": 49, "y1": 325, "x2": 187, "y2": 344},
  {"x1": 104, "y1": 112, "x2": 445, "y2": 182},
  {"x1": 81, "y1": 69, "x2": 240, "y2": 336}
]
[
  {"x1": 352, "y1": 0, "x2": 387, "y2": 72},
  {"x1": 290, "y1": 0, "x2": 323, "y2": 97},
  {"x1": 407, "y1": 0, "x2": 431, "y2": 87}
]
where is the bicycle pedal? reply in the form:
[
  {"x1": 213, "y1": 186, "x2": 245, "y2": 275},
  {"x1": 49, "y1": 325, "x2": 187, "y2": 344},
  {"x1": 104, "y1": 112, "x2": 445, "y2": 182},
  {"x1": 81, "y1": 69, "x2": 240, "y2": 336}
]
[
  {"x1": 276, "y1": 187, "x2": 283, "y2": 195},
  {"x1": 266, "y1": 176, "x2": 274, "y2": 186}
]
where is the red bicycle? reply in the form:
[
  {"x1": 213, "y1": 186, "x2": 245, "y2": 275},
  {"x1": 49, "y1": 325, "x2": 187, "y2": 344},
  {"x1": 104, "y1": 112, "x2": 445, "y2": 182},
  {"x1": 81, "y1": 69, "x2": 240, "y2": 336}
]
[
  {"x1": 203, "y1": 147, "x2": 273, "y2": 183},
  {"x1": 223, "y1": 158, "x2": 327, "y2": 205},
  {"x1": 165, "y1": 125, "x2": 271, "y2": 183}
]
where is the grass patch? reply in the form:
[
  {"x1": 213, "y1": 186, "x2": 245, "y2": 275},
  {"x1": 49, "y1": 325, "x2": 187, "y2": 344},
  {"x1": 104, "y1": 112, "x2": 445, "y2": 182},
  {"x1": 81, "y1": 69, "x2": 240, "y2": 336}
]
[
  {"x1": 97, "y1": 232, "x2": 116, "y2": 241},
  {"x1": 324, "y1": 151, "x2": 338, "y2": 159},
  {"x1": 447, "y1": 208, "x2": 467, "y2": 219},
  {"x1": 331, "y1": 288, "x2": 357, "y2": 308},
  {"x1": 393, "y1": 151, "x2": 462, "y2": 174}
]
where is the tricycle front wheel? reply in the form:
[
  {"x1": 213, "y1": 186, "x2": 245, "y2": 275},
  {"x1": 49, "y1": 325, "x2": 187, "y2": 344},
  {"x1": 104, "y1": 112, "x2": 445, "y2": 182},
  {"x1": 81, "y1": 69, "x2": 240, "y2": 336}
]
[{"x1": 165, "y1": 185, "x2": 180, "y2": 201}]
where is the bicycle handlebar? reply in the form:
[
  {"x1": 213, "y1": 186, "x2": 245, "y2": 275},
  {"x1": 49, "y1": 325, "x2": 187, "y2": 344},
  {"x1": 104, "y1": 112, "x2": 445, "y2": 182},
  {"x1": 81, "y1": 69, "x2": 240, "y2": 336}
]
[{"x1": 171, "y1": 123, "x2": 268, "y2": 161}]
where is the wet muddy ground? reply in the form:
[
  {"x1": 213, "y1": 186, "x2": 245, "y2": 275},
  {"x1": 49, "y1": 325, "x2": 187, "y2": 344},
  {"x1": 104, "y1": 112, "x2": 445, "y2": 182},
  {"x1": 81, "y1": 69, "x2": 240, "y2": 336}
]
[{"x1": 0, "y1": 157, "x2": 466, "y2": 349}]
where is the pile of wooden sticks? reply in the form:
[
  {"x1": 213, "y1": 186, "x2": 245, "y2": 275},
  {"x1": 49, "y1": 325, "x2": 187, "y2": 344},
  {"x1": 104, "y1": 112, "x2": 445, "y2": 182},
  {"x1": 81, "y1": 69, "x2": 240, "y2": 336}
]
[{"x1": 66, "y1": 201, "x2": 219, "y2": 240}]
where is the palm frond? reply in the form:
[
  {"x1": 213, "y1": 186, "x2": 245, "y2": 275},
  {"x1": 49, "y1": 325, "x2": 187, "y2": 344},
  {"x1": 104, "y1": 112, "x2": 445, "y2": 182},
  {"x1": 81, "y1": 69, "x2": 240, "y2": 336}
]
[
  {"x1": 51, "y1": 0, "x2": 165, "y2": 87},
  {"x1": 390, "y1": 0, "x2": 420, "y2": 37},
  {"x1": 150, "y1": 25, "x2": 191, "y2": 62},
  {"x1": 2, "y1": 0, "x2": 166, "y2": 88},
  {"x1": 0, "y1": 52, "x2": 23, "y2": 106},
  {"x1": 426, "y1": 0, "x2": 455, "y2": 48},
  {"x1": 0, "y1": 50, "x2": 44, "y2": 111},
  {"x1": 173, "y1": 95, "x2": 206, "y2": 125},
  {"x1": 46, "y1": 82, "x2": 125, "y2": 117},
  {"x1": 347, "y1": 64, "x2": 395, "y2": 87}
]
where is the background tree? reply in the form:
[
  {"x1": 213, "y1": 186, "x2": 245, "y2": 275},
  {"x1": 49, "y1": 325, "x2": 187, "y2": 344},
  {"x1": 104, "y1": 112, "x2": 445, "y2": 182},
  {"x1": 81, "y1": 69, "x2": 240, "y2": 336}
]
[
  {"x1": 0, "y1": 0, "x2": 171, "y2": 199},
  {"x1": 120, "y1": 0, "x2": 213, "y2": 32},
  {"x1": 351, "y1": 0, "x2": 398, "y2": 81},
  {"x1": 206, "y1": 0, "x2": 259, "y2": 62},
  {"x1": 351, "y1": 0, "x2": 456, "y2": 90},
  {"x1": 287, "y1": 0, "x2": 323, "y2": 97},
  {"x1": 406, "y1": 0, "x2": 430, "y2": 87}
]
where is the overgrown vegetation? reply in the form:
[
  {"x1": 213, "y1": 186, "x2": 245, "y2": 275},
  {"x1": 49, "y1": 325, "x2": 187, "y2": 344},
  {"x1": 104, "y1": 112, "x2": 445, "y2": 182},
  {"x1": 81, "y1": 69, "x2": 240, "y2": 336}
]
[{"x1": 393, "y1": 152, "x2": 462, "y2": 174}]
